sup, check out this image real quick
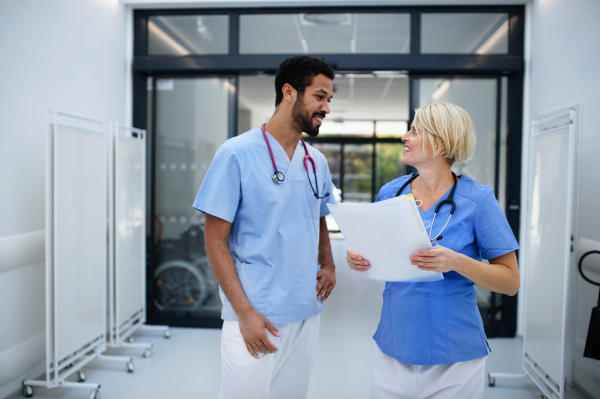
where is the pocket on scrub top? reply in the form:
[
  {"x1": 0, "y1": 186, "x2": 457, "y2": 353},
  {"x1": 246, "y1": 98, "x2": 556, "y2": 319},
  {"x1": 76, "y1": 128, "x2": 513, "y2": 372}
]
[
  {"x1": 427, "y1": 293, "x2": 487, "y2": 363},
  {"x1": 235, "y1": 263, "x2": 272, "y2": 313}
]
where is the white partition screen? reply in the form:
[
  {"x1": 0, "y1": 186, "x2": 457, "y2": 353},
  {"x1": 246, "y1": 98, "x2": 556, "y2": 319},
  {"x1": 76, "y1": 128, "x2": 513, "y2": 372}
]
[
  {"x1": 523, "y1": 109, "x2": 577, "y2": 399},
  {"x1": 116, "y1": 129, "x2": 145, "y2": 323},
  {"x1": 54, "y1": 127, "x2": 107, "y2": 359},
  {"x1": 46, "y1": 110, "x2": 108, "y2": 386},
  {"x1": 26, "y1": 111, "x2": 139, "y2": 398},
  {"x1": 108, "y1": 124, "x2": 148, "y2": 346}
]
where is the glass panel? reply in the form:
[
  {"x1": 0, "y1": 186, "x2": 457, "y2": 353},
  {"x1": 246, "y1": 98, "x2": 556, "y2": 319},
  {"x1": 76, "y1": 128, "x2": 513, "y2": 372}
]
[
  {"x1": 417, "y1": 78, "x2": 497, "y2": 189},
  {"x1": 343, "y1": 144, "x2": 373, "y2": 203},
  {"x1": 319, "y1": 120, "x2": 374, "y2": 136},
  {"x1": 237, "y1": 74, "x2": 409, "y2": 136},
  {"x1": 147, "y1": 15, "x2": 229, "y2": 55},
  {"x1": 376, "y1": 143, "x2": 406, "y2": 194},
  {"x1": 311, "y1": 143, "x2": 342, "y2": 191},
  {"x1": 421, "y1": 13, "x2": 509, "y2": 54},
  {"x1": 498, "y1": 77, "x2": 508, "y2": 213},
  {"x1": 240, "y1": 13, "x2": 410, "y2": 54},
  {"x1": 376, "y1": 121, "x2": 408, "y2": 137},
  {"x1": 311, "y1": 143, "x2": 343, "y2": 232},
  {"x1": 151, "y1": 77, "x2": 232, "y2": 321},
  {"x1": 327, "y1": 74, "x2": 409, "y2": 132}
]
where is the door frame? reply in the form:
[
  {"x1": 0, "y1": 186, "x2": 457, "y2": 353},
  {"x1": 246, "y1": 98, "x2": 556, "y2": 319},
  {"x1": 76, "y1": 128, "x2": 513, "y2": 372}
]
[{"x1": 133, "y1": 5, "x2": 524, "y2": 333}]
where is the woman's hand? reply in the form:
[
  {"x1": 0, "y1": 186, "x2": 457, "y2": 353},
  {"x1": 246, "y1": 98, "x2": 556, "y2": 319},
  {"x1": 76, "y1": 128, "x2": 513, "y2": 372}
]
[
  {"x1": 346, "y1": 249, "x2": 371, "y2": 272},
  {"x1": 410, "y1": 245, "x2": 465, "y2": 273}
]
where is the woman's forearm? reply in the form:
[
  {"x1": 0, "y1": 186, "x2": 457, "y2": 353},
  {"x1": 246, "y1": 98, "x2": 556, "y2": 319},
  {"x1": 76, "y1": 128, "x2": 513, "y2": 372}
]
[{"x1": 455, "y1": 252, "x2": 519, "y2": 296}]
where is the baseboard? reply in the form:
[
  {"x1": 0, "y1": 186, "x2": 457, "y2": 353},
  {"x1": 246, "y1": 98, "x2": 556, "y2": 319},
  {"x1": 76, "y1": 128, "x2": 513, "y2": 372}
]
[{"x1": 0, "y1": 332, "x2": 45, "y2": 399}]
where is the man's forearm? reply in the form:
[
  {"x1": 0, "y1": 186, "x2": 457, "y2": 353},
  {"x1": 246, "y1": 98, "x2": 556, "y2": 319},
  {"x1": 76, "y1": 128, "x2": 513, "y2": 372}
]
[
  {"x1": 317, "y1": 216, "x2": 335, "y2": 269},
  {"x1": 204, "y1": 215, "x2": 254, "y2": 316},
  {"x1": 206, "y1": 237, "x2": 253, "y2": 315}
]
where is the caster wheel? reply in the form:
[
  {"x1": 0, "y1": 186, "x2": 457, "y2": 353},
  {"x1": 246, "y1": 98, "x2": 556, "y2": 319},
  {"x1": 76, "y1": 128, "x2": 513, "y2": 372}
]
[
  {"x1": 126, "y1": 361, "x2": 134, "y2": 373},
  {"x1": 78, "y1": 370, "x2": 87, "y2": 382},
  {"x1": 89, "y1": 388, "x2": 100, "y2": 399},
  {"x1": 164, "y1": 329, "x2": 171, "y2": 339},
  {"x1": 126, "y1": 337, "x2": 134, "y2": 343},
  {"x1": 487, "y1": 373, "x2": 495, "y2": 387},
  {"x1": 23, "y1": 385, "x2": 33, "y2": 398},
  {"x1": 142, "y1": 348, "x2": 153, "y2": 358}
]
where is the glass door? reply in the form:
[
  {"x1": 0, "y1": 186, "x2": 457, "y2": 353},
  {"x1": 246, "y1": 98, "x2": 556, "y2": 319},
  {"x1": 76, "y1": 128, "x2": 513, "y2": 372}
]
[
  {"x1": 412, "y1": 76, "x2": 515, "y2": 337},
  {"x1": 146, "y1": 76, "x2": 235, "y2": 328}
]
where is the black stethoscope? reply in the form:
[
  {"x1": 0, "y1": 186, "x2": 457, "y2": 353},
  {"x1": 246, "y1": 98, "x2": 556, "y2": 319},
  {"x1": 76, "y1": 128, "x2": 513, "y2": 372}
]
[
  {"x1": 261, "y1": 123, "x2": 330, "y2": 199},
  {"x1": 395, "y1": 172, "x2": 459, "y2": 243}
]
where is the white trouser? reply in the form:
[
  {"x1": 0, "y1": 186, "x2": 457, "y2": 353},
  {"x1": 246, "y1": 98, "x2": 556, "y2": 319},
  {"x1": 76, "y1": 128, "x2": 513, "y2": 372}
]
[
  {"x1": 219, "y1": 314, "x2": 320, "y2": 399},
  {"x1": 371, "y1": 345, "x2": 486, "y2": 399}
]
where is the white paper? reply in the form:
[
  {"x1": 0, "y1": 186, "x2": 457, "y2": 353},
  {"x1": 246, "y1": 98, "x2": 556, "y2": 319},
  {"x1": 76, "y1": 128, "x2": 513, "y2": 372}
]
[{"x1": 327, "y1": 196, "x2": 443, "y2": 282}]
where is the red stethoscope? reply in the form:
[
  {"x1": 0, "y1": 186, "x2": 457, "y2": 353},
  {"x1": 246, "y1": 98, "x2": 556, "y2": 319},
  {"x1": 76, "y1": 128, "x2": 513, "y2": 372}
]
[{"x1": 261, "y1": 123, "x2": 329, "y2": 199}]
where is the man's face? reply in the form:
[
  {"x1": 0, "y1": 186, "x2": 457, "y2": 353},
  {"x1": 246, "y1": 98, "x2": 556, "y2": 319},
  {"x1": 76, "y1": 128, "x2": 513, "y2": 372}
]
[{"x1": 291, "y1": 73, "x2": 333, "y2": 137}]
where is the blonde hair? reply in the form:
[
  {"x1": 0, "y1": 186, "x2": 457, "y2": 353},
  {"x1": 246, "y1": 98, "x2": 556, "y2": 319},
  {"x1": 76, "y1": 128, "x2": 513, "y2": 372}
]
[{"x1": 413, "y1": 103, "x2": 476, "y2": 164}]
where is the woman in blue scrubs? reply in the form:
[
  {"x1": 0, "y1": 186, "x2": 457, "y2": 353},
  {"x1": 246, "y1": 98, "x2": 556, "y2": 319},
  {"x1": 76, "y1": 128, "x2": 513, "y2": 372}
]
[{"x1": 346, "y1": 103, "x2": 520, "y2": 399}]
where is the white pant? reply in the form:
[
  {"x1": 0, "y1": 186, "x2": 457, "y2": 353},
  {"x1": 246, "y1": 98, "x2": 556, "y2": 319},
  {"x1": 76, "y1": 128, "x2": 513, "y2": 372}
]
[
  {"x1": 219, "y1": 314, "x2": 320, "y2": 399},
  {"x1": 371, "y1": 345, "x2": 486, "y2": 399}
]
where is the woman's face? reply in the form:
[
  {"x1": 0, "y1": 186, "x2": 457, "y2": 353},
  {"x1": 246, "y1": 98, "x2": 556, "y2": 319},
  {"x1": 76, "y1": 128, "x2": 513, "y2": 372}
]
[{"x1": 401, "y1": 117, "x2": 435, "y2": 166}]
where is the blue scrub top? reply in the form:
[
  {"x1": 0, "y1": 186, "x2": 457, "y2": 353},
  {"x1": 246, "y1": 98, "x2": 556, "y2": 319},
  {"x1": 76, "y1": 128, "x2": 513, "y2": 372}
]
[
  {"x1": 193, "y1": 127, "x2": 335, "y2": 324},
  {"x1": 373, "y1": 174, "x2": 519, "y2": 365}
]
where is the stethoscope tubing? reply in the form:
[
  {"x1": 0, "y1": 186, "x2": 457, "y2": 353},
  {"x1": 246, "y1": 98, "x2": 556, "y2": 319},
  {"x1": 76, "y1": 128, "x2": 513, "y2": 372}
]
[
  {"x1": 395, "y1": 172, "x2": 459, "y2": 243},
  {"x1": 262, "y1": 123, "x2": 280, "y2": 175},
  {"x1": 261, "y1": 123, "x2": 329, "y2": 199}
]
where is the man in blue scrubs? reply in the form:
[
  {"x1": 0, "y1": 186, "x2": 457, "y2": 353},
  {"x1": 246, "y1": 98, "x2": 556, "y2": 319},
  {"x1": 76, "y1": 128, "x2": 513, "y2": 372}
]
[{"x1": 193, "y1": 56, "x2": 337, "y2": 399}]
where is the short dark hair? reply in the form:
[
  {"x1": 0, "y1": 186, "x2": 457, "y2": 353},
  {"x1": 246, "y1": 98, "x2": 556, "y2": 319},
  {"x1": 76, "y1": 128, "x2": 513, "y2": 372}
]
[{"x1": 274, "y1": 55, "x2": 335, "y2": 106}]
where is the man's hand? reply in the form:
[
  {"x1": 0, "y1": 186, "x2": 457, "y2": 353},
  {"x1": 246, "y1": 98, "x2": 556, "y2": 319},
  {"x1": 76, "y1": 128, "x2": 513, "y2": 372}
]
[
  {"x1": 238, "y1": 308, "x2": 281, "y2": 359},
  {"x1": 316, "y1": 264, "x2": 336, "y2": 301},
  {"x1": 316, "y1": 216, "x2": 336, "y2": 301}
]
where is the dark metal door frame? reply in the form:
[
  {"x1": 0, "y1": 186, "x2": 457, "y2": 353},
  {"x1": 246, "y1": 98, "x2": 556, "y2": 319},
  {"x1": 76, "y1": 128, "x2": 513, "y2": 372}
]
[{"x1": 133, "y1": 5, "x2": 525, "y2": 334}]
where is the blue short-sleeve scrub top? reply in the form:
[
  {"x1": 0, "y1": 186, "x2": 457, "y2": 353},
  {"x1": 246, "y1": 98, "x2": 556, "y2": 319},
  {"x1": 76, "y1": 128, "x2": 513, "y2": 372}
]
[
  {"x1": 373, "y1": 174, "x2": 519, "y2": 365},
  {"x1": 193, "y1": 127, "x2": 336, "y2": 324}
]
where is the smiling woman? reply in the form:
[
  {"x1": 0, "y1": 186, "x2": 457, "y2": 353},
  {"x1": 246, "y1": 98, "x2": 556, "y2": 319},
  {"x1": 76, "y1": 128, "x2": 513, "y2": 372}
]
[{"x1": 346, "y1": 102, "x2": 519, "y2": 398}]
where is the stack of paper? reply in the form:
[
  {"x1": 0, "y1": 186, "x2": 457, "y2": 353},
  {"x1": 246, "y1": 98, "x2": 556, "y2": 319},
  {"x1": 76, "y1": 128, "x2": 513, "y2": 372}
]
[{"x1": 327, "y1": 195, "x2": 443, "y2": 282}]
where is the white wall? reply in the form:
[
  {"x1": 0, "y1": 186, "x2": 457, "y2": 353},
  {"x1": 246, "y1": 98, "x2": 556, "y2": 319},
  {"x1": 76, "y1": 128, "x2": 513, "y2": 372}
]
[
  {"x1": 0, "y1": 0, "x2": 127, "y2": 396},
  {"x1": 523, "y1": 0, "x2": 600, "y2": 397}
]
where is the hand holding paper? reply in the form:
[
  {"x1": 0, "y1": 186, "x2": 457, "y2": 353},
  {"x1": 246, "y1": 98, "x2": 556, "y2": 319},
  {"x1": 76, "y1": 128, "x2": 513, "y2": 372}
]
[{"x1": 327, "y1": 195, "x2": 443, "y2": 282}]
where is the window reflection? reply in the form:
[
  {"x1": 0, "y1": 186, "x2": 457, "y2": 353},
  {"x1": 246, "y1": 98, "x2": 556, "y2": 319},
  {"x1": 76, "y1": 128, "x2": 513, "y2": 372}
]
[
  {"x1": 148, "y1": 78, "x2": 232, "y2": 323},
  {"x1": 421, "y1": 13, "x2": 509, "y2": 54},
  {"x1": 240, "y1": 13, "x2": 410, "y2": 54},
  {"x1": 147, "y1": 15, "x2": 229, "y2": 55}
]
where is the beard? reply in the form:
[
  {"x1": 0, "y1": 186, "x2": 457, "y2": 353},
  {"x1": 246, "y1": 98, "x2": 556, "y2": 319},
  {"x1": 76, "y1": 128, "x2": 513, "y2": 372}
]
[{"x1": 292, "y1": 94, "x2": 324, "y2": 137}]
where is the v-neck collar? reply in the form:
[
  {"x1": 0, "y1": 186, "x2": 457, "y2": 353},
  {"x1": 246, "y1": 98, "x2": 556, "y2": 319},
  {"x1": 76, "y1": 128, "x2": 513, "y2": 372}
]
[
  {"x1": 407, "y1": 178, "x2": 457, "y2": 216},
  {"x1": 262, "y1": 129, "x2": 303, "y2": 179}
]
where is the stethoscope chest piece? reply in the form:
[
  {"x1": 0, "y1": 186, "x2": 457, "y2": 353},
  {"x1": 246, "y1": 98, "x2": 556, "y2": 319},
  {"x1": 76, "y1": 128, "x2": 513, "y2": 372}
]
[
  {"x1": 272, "y1": 171, "x2": 285, "y2": 184},
  {"x1": 261, "y1": 123, "x2": 329, "y2": 198}
]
